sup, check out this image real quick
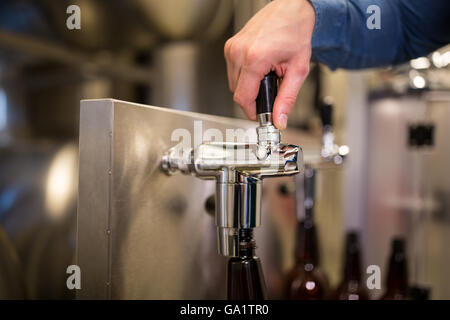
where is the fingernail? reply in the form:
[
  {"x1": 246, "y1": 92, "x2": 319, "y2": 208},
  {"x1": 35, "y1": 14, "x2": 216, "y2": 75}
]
[{"x1": 278, "y1": 113, "x2": 288, "y2": 130}]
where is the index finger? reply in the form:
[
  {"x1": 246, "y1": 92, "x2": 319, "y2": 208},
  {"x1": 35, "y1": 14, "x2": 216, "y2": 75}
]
[{"x1": 233, "y1": 67, "x2": 265, "y2": 121}]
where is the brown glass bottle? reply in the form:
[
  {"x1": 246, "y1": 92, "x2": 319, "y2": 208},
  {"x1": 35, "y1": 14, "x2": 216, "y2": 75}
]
[
  {"x1": 285, "y1": 219, "x2": 329, "y2": 300},
  {"x1": 381, "y1": 238, "x2": 408, "y2": 300},
  {"x1": 227, "y1": 228, "x2": 267, "y2": 300},
  {"x1": 333, "y1": 232, "x2": 369, "y2": 300}
]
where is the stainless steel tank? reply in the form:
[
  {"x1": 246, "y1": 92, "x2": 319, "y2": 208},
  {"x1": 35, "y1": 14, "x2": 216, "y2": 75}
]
[
  {"x1": 0, "y1": 225, "x2": 26, "y2": 299},
  {"x1": 364, "y1": 91, "x2": 450, "y2": 299}
]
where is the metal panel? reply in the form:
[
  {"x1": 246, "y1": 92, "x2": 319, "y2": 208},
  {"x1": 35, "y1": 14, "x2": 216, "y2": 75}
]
[
  {"x1": 77, "y1": 99, "x2": 341, "y2": 299},
  {"x1": 77, "y1": 100, "x2": 113, "y2": 299},
  {"x1": 77, "y1": 99, "x2": 253, "y2": 299}
]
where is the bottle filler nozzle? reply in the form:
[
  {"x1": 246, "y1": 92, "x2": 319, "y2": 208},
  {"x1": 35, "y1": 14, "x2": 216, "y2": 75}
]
[{"x1": 161, "y1": 71, "x2": 303, "y2": 257}]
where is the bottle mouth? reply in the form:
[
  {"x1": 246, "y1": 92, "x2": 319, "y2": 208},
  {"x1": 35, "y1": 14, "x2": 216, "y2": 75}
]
[{"x1": 238, "y1": 228, "x2": 256, "y2": 252}]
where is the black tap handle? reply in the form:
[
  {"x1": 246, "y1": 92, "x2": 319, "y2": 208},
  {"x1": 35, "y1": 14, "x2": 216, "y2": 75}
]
[
  {"x1": 319, "y1": 97, "x2": 333, "y2": 127},
  {"x1": 256, "y1": 71, "x2": 278, "y2": 115}
]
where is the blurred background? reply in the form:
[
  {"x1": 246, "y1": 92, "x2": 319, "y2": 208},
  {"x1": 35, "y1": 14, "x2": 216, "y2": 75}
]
[{"x1": 0, "y1": 0, "x2": 449, "y2": 299}]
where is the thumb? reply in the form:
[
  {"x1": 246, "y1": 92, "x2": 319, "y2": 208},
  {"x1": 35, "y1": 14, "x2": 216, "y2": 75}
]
[{"x1": 273, "y1": 61, "x2": 309, "y2": 130}]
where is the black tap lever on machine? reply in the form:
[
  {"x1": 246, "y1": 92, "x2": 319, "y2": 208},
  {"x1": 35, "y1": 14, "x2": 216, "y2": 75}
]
[{"x1": 161, "y1": 71, "x2": 303, "y2": 257}]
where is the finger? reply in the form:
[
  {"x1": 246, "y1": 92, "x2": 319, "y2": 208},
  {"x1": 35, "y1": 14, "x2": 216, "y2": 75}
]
[
  {"x1": 225, "y1": 59, "x2": 235, "y2": 92},
  {"x1": 233, "y1": 67, "x2": 265, "y2": 121},
  {"x1": 224, "y1": 39, "x2": 245, "y2": 92},
  {"x1": 273, "y1": 59, "x2": 310, "y2": 130}
]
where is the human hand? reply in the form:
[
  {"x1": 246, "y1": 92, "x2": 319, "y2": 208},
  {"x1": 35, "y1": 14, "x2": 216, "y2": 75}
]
[{"x1": 224, "y1": 0, "x2": 315, "y2": 129}]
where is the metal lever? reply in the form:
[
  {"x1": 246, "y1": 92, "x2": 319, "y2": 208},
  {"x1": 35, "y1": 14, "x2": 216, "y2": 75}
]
[
  {"x1": 256, "y1": 71, "x2": 277, "y2": 126},
  {"x1": 256, "y1": 71, "x2": 280, "y2": 147}
]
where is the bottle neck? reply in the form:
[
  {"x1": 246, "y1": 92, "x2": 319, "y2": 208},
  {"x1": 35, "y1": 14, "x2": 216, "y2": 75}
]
[
  {"x1": 227, "y1": 228, "x2": 267, "y2": 300},
  {"x1": 342, "y1": 234, "x2": 363, "y2": 281},
  {"x1": 386, "y1": 252, "x2": 408, "y2": 293},
  {"x1": 343, "y1": 250, "x2": 363, "y2": 281},
  {"x1": 238, "y1": 228, "x2": 256, "y2": 259},
  {"x1": 296, "y1": 219, "x2": 319, "y2": 267}
]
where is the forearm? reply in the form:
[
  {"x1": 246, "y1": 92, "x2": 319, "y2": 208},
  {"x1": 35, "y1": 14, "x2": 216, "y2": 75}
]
[{"x1": 310, "y1": 0, "x2": 450, "y2": 70}]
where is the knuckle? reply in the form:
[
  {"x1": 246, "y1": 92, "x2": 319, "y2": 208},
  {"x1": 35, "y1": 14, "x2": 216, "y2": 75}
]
[
  {"x1": 243, "y1": 46, "x2": 260, "y2": 66},
  {"x1": 297, "y1": 64, "x2": 310, "y2": 78},
  {"x1": 224, "y1": 38, "x2": 233, "y2": 57},
  {"x1": 280, "y1": 95, "x2": 297, "y2": 108},
  {"x1": 228, "y1": 41, "x2": 242, "y2": 62}
]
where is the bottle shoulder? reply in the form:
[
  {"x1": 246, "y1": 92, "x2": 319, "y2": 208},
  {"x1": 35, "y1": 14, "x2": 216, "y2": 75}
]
[
  {"x1": 228, "y1": 256, "x2": 260, "y2": 265},
  {"x1": 286, "y1": 263, "x2": 328, "y2": 282},
  {"x1": 380, "y1": 290, "x2": 408, "y2": 300}
]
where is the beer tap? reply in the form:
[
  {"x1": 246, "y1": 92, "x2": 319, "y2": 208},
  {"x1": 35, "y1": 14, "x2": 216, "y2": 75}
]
[
  {"x1": 295, "y1": 97, "x2": 349, "y2": 221},
  {"x1": 318, "y1": 96, "x2": 348, "y2": 166},
  {"x1": 300, "y1": 96, "x2": 349, "y2": 170},
  {"x1": 161, "y1": 71, "x2": 303, "y2": 257}
]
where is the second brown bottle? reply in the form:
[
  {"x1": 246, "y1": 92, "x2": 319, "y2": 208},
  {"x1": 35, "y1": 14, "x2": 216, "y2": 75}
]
[
  {"x1": 285, "y1": 218, "x2": 330, "y2": 300},
  {"x1": 332, "y1": 231, "x2": 369, "y2": 300}
]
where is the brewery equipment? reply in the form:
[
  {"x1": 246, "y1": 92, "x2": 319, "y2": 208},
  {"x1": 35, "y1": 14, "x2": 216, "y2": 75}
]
[
  {"x1": 161, "y1": 72, "x2": 302, "y2": 257},
  {"x1": 76, "y1": 96, "x2": 301, "y2": 298}
]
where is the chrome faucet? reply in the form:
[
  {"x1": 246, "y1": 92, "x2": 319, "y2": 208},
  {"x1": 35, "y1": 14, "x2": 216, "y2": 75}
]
[
  {"x1": 161, "y1": 71, "x2": 303, "y2": 257},
  {"x1": 319, "y1": 96, "x2": 348, "y2": 165},
  {"x1": 302, "y1": 96, "x2": 349, "y2": 169}
]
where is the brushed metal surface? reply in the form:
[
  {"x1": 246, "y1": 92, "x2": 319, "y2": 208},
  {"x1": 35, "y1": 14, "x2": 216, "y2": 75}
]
[
  {"x1": 77, "y1": 100, "x2": 113, "y2": 299},
  {"x1": 78, "y1": 99, "x2": 254, "y2": 299},
  {"x1": 0, "y1": 225, "x2": 25, "y2": 299},
  {"x1": 77, "y1": 99, "x2": 329, "y2": 299}
]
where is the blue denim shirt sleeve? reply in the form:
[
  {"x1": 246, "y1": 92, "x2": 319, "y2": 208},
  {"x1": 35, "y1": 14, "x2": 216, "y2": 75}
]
[{"x1": 310, "y1": 0, "x2": 450, "y2": 70}]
